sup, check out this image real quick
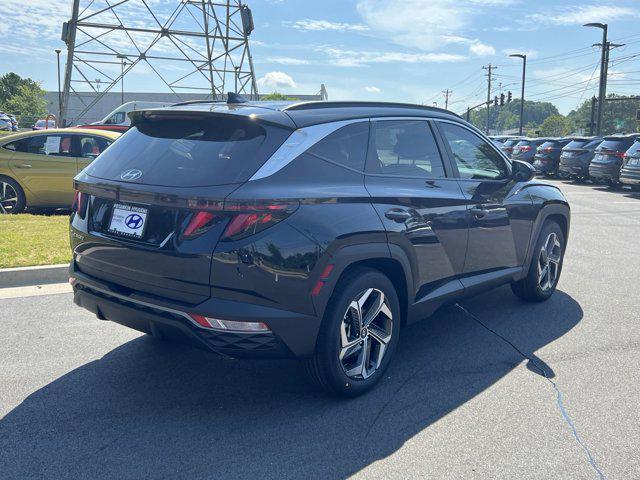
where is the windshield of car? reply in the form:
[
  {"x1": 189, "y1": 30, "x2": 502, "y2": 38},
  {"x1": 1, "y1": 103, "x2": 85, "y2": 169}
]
[
  {"x1": 598, "y1": 138, "x2": 634, "y2": 152},
  {"x1": 85, "y1": 115, "x2": 292, "y2": 187},
  {"x1": 502, "y1": 139, "x2": 520, "y2": 148}
]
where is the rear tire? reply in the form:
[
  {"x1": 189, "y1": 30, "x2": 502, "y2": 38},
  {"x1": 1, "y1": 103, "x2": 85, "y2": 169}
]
[
  {"x1": 0, "y1": 176, "x2": 26, "y2": 214},
  {"x1": 511, "y1": 221, "x2": 565, "y2": 302},
  {"x1": 306, "y1": 268, "x2": 400, "y2": 397}
]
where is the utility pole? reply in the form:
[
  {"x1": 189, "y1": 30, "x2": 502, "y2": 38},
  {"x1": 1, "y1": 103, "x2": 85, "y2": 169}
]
[
  {"x1": 55, "y1": 49, "x2": 62, "y2": 121},
  {"x1": 442, "y1": 89, "x2": 452, "y2": 110},
  {"x1": 509, "y1": 53, "x2": 527, "y2": 136},
  {"x1": 482, "y1": 64, "x2": 496, "y2": 134},
  {"x1": 589, "y1": 96, "x2": 597, "y2": 135},
  {"x1": 584, "y1": 23, "x2": 608, "y2": 135}
]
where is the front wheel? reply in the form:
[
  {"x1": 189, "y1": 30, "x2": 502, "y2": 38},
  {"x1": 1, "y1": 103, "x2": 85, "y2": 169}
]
[
  {"x1": 511, "y1": 221, "x2": 565, "y2": 302},
  {"x1": 306, "y1": 268, "x2": 400, "y2": 397}
]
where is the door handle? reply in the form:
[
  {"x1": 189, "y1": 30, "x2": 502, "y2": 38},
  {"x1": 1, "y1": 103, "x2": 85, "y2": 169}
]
[
  {"x1": 16, "y1": 164, "x2": 32, "y2": 169},
  {"x1": 469, "y1": 207, "x2": 487, "y2": 219},
  {"x1": 385, "y1": 209, "x2": 412, "y2": 222}
]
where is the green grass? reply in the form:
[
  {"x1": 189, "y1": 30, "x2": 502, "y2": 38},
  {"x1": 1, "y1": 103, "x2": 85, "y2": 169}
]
[{"x1": 0, "y1": 214, "x2": 71, "y2": 268}]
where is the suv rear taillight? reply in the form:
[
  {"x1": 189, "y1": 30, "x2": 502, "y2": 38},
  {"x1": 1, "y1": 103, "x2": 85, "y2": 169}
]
[
  {"x1": 72, "y1": 191, "x2": 88, "y2": 219},
  {"x1": 182, "y1": 200, "x2": 299, "y2": 241},
  {"x1": 519, "y1": 146, "x2": 532, "y2": 152},
  {"x1": 543, "y1": 147, "x2": 554, "y2": 153}
]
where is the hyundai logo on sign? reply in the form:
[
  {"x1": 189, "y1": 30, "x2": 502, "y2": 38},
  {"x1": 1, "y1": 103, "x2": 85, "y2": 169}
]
[
  {"x1": 120, "y1": 169, "x2": 143, "y2": 181},
  {"x1": 125, "y1": 213, "x2": 144, "y2": 230}
]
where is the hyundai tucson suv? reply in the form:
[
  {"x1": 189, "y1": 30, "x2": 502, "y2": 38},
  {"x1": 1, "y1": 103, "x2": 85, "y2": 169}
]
[
  {"x1": 69, "y1": 98, "x2": 570, "y2": 397},
  {"x1": 589, "y1": 134, "x2": 640, "y2": 186},
  {"x1": 532, "y1": 138, "x2": 572, "y2": 176},
  {"x1": 500, "y1": 137, "x2": 522, "y2": 157},
  {"x1": 559, "y1": 136, "x2": 603, "y2": 181},
  {"x1": 620, "y1": 139, "x2": 640, "y2": 190},
  {"x1": 511, "y1": 138, "x2": 549, "y2": 163}
]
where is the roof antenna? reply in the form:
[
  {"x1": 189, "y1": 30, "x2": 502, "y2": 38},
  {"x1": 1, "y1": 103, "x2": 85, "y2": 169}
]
[{"x1": 227, "y1": 92, "x2": 249, "y2": 104}]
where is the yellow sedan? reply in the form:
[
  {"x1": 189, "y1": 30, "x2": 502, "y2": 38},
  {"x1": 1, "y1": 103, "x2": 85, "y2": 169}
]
[{"x1": 0, "y1": 128, "x2": 120, "y2": 213}]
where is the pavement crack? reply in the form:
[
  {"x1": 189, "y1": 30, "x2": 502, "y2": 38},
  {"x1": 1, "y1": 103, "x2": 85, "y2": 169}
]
[{"x1": 455, "y1": 303, "x2": 606, "y2": 480}]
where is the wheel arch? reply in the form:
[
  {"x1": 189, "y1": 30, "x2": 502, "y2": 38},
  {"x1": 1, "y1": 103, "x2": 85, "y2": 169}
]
[{"x1": 312, "y1": 243, "x2": 414, "y2": 326}]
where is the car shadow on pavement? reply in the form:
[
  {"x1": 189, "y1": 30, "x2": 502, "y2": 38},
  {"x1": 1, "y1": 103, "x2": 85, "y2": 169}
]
[{"x1": 0, "y1": 286, "x2": 582, "y2": 480}]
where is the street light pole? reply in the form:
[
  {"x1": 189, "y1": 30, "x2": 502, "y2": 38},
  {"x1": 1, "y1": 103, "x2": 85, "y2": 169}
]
[
  {"x1": 55, "y1": 49, "x2": 62, "y2": 121},
  {"x1": 584, "y1": 22, "x2": 608, "y2": 135},
  {"x1": 509, "y1": 53, "x2": 527, "y2": 136},
  {"x1": 116, "y1": 54, "x2": 126, "y2": 105}
]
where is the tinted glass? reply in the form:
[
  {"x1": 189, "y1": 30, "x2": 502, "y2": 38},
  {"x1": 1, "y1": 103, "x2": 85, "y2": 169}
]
[
  {"x1": 502, "y1": 139, "x2": 520, "y2": 148},
  {"x1": 598, "y1": 139, "x2": 634, "y2": 152},
  {"x1": 439, "y1": 122, "x2": 509, "y2": 180},
  {"x1": 369, "y1": 120, "x2": 446, "y2": 178},
  {"x1": 2, "y1": 139, "x2": 28, "y2": 152},
  {"x1": 626, "y1": 141, "x2": 640, "y2": 157},
  {"x1": 79, "y1": 136, "x2": 111, "y2": 159},
  {"x1": 306, "y1": 122, "x2": 368, "y2": 171},
  {"x1": 86, "y1": 116, "x2": 291, "y2": 187},
  {"x1": 105, "y1": 112, "x2": 125, "y2": 125},
  {"x1": 17, "y1": 135, "x2": 73, "y2": 156},
  {"x1": 565, "y1": 139, "x2": 589, "y2": 149}
]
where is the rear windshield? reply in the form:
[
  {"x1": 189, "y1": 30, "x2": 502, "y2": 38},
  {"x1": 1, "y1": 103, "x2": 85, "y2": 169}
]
[
  {"x1": 598, "y1": 138, "x2": 636, "y2": 152},
  {"x1": 539, "y1": 141, "x2": 558, "y2": 149},
  {"x1": 626, "y1": 141, "x2": 640, "y2": 156},
  {"x1": 85, "y1": 116, "x2": 292, "y2": 187},
  {"x1": 502, "y1": 139, "x2": 520, "y2": 147},
  {"x1": 565, "y1": 138, "x2": 602, "y2": 150}
]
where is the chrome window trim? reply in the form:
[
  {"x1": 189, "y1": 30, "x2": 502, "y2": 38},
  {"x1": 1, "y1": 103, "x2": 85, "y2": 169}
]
[{"x1": 249, "y1": 119, "x2": 366, "y2": 181}]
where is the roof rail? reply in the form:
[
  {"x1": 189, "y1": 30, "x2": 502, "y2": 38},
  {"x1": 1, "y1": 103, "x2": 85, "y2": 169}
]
[
  {"x1": 282, "y1": 100, "x2": 461, "y2": 118},
  {"x1": 170, "y1": 99, "x2": 226, "y2": 107}
]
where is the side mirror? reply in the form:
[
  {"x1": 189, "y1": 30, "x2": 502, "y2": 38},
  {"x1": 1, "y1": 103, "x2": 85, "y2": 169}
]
[{"x1": 512, "y1": 160, "x2": 536, "y2": 182}]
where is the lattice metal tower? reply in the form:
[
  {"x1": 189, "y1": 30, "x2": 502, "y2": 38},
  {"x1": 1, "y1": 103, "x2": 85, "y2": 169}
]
[{"x1": 59, "y1": 0, "x2": 259, "y2": 125}]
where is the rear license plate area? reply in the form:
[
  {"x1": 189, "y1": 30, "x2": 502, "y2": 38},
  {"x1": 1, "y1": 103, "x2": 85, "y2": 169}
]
[{"x1": 108, "y1": 204, "x2": 149, "y2": 239}]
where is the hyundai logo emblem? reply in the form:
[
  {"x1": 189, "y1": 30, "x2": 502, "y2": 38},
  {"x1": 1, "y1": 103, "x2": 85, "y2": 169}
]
[
  {"x1": 120, "y1": 169, "x2": 143, "y2": 181},
  {"x1": 125, "y1": 213, "x2": 144, "y2": 230}
]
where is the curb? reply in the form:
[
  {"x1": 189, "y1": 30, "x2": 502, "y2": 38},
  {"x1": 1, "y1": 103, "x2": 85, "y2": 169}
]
[{"x1": 0, "y1": 264, "x2": 70, "y2": 289}]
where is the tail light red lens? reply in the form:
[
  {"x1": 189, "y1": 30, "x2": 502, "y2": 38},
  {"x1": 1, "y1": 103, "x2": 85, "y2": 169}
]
[
  {"x1": 543, "y1": 147, "x2": 554, "y2": 153},
  {"x1": 72, "y1": 191, "x2": 88, "y2": 219},
  {"x1": 614, "y1": 151, "x2": 625, "y2": 158},
  {"x1": 182, "y1": 200, "x2": 299, "y2": 241},
  {"x1": 520, "y1": 146, "x2": 532, "y2": 152}
]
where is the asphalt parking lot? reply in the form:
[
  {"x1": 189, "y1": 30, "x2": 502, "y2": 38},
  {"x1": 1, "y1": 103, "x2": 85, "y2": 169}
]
[{"x1": 1, "y1": 179, "x2": 639, "y2": 480}]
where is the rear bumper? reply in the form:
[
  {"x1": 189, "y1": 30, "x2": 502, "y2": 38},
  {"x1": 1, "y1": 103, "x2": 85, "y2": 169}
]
[
  {"x1": 70, "y1": 263, "x2": 321, "y2": 358},
  {"x1": 559, "y1": 162, "x2": 589, "y2": 177},
  {"x1": 620, "y1": 168, "x2": 640, "y2": 186},
  {"x1": 589, "y1": 163, "x2": 621, "y2": 183}
]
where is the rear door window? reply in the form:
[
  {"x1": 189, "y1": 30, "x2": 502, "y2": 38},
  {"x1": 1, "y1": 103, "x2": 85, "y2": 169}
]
[
  {"x1": 85, "y1": 116, "x2": 292, "y2": 187},
  {"x1": 368, "y1": 120, "x2": 446, "y2": 178},
  {"x1": 78, "y1": 136, "x2": 111, "y2": 159}
]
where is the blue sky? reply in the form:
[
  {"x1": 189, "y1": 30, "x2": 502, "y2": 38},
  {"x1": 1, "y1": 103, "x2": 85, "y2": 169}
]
[{"x1": 1, "y1": 0, "x2": 639, "y2": 114}]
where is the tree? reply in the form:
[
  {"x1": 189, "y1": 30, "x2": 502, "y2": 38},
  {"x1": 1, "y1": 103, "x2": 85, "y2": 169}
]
[
  {"x1": 0, "y1": 72, "x2": 39, "y2": 107},
  {"x1": 4, "y1": 83, "x2": 47, "y2": 125},
  {"x1": 468, "y1": 99, "x2": 560, "y2": 133},
  {"x1": 261, "y1": 92, "x2": 297, "y2": 101},
  {"x1": 539, "y1": 114, "x2": 572, "y2": 137},
  {"x1": 568, "y1": 94, "x2": 640, "y2": 135}
]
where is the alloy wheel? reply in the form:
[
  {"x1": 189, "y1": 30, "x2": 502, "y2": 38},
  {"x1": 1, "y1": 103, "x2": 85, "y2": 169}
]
[
  {"x1": 0, "y1": 181, "x2": 19, "y2": 214},
  {"x1": 537, "y1": 232, "x2": 562, "y2": 292},
  {"x1": 339, "y1": 288, "x2": 393, "y2": 380}
]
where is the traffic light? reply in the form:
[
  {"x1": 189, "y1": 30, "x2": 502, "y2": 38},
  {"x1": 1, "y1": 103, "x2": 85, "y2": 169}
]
[
  {"x1": 507, "y1": 91, "x2": 513, "y2": 103},
  {"x1": 494, "y1": 96, "x2": 499, "y2": 107},
  {"x1": 500, "y1": 93, "x2": 505, "y2": 106}
]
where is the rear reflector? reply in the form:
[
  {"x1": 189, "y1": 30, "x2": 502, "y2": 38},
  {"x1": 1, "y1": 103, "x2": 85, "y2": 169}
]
[{"x1": 188, "y1": 313, "x2": 270, "y2": 332}]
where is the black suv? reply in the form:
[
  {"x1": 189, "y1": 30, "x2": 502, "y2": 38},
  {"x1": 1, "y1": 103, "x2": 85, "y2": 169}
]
[
  {"x1": 510, "y1": 138, "x2": 549, "y2": 163},
  {"x1": 589, "y1": 134, "x2": 640, "y2": 186},
  {"x1": 558, "y1": 136, "x2": 603, "y2": 181},
  {"x1": 70, "y1": 99, "x2": 570, "y2": 397},
  {"x1": 620, "y1": 139, "x2": 640, "y2": 190},
  {"x1": 532, "y1": 138, "x2": 572, "y2": 176},
  {"x1": 500, "y1": 137, "x2": 523, "y2": 157}
]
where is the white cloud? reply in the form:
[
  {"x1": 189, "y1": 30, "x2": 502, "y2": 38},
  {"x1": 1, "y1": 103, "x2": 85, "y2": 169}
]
[
  {"x1": 258, "y1": 71, "x2": 297, "y2": 90},
  {"x1": 528, "y1": 6, "x2": 638, "y2": 26},
  {"x1": 364, "y1": 86, "x2": 381, "y2": 94},
  {"x1": 322, "y1": 47, "x2": 465, "y2": 67},
  {"x1": 356, "y1": 0, "x2": 515, "y2": 51},
  {"x1": 287, "y1": 19, "x2": 369, "y2": 32},
  {"x1": 469, "y1": 41, "x2": 495, "y2": 56},
  {"x1": 265, "y1": 57, "x2": 310, "y2": 65}
]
